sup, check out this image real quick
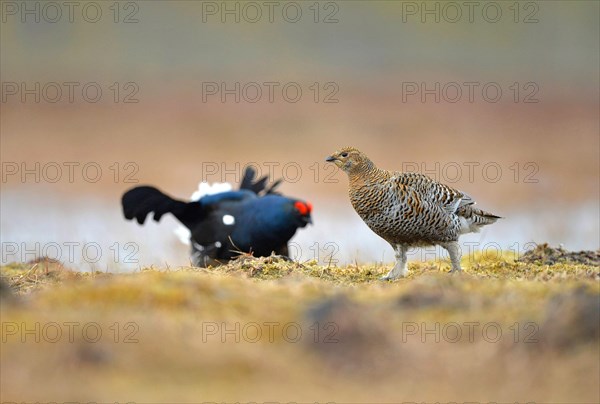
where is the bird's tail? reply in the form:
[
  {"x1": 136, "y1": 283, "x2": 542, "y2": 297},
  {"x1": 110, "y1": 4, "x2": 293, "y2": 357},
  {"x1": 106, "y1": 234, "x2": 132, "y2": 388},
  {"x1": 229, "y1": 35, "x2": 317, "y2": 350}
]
[
  {"x1": 239, "y1": 167, "x2": 283, "y2": 195},
  {"x1": 457, "y1": 205, "x2": 502, "y2": 233},
  {"x1": 122, "y1": 186, "x2": 202, "y2": 230}
]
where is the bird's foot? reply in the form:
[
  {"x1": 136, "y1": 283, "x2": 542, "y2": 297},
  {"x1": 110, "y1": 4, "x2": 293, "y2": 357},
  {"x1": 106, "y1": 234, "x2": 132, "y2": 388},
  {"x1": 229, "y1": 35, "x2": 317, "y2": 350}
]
[
  {"x1": 449, "y1": 268, "x2": 462, "y2": 274},
  {"x1": 380, "y1": 274, "x2": 407, "y2": 281},
  {"x1": 382, "y1": 246, "x2": 409, "y2": 281},
  {"x1": 380, "y1": 269, "x2": 407, "y2": 281}
]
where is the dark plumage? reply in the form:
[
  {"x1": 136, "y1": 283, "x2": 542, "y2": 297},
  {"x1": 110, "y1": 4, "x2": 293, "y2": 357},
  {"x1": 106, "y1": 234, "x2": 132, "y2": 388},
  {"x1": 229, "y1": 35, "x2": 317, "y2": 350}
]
[
  {"x1": 326, "y1": 147, "x2": 501, "y2": 279},
  {"x1": 122, "y1": 168, "x2": 312, "y2": 266}
]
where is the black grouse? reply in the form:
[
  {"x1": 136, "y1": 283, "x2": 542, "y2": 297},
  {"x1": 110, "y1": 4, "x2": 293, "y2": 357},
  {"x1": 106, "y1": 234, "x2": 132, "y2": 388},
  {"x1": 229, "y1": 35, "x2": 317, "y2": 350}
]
[{"x1": 122, "y1": 168, "x2": 312, "y2": 266}]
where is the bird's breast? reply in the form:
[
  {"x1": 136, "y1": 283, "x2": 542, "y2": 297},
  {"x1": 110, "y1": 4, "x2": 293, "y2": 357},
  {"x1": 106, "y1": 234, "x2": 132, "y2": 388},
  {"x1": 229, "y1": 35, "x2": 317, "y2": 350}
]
[
  {"x1": 349, "y1": 185, "x2": 397, "y2": 229},
  {"x1": 348, "y1": 181, "x2": 458, "y2": 244}
]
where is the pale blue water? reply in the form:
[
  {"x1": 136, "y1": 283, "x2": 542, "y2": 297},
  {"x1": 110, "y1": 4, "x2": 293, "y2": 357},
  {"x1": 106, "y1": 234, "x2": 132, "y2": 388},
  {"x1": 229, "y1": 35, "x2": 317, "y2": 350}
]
[{"x1": 1, "y1": 188, "x2": 597, "y2": 271}]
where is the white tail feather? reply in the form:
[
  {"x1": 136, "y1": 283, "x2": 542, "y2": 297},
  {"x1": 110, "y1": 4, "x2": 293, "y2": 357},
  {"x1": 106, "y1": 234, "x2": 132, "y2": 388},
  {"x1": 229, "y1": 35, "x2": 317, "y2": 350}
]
[{"x1": 175, "y1": 181, "x2": 233, "y2": 245}]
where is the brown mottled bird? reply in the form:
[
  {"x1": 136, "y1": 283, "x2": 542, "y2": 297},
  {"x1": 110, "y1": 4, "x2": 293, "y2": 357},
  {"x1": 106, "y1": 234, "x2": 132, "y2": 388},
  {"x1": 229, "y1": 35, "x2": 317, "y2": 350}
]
[{"x1": 326, "y1": 147, "x2": 501, "y2": 279}]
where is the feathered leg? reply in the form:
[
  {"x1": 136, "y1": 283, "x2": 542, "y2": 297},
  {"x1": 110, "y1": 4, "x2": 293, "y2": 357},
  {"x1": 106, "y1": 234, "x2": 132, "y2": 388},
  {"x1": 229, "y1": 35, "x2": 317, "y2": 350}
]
[
  {"x1": 381, "y1": 244, "x2": 408, "y2": 280},
  {"x1": 440, "y1": 241, "x2": 462, "y2": 273}
]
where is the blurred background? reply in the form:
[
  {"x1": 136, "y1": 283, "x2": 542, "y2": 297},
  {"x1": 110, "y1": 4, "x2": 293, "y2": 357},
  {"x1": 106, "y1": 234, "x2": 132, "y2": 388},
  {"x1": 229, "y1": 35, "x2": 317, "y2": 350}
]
[{"x1": 1, "y1": 0, "x2": 598, "y2": 270}]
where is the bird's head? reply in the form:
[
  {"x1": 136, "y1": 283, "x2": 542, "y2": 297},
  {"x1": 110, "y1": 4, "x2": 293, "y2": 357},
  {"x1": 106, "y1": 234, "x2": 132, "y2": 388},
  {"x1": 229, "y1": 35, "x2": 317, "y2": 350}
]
[
  {"x1": 255, "y1": 195, "x2": 313, "y2": 230},
  {"x1": 291, "y1": 200, "x2": 313, "y2": 227},
  {"x1": 325, "y1": 147, "x2": 374, "y2": 175}
]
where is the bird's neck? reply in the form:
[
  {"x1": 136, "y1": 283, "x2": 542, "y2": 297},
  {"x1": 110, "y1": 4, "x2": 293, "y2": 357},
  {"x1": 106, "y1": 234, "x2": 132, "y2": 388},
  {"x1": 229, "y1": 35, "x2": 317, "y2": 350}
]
[{"x1": 348, "y1": 161, "x2": 382, "y2": 187}]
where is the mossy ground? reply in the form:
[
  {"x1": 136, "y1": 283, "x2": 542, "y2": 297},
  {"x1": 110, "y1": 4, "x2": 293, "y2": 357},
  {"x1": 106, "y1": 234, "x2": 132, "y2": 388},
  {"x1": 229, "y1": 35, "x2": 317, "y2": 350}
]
[{"x1": 1, "y1": 251, "x2": 599, "y2": 403}]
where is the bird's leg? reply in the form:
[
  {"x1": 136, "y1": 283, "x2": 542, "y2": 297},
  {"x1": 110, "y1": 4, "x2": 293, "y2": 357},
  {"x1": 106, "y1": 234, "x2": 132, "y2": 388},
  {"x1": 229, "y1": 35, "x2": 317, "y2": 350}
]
[
  {"x1": 441, "y1": 241, "x2": 462, "y2": 273},
  {"x1": 381, "y1": 244, "x2": 408, "y2": 280},
  {"x1": 272, "y1": 246, "x2": 292, "y2": 261}
]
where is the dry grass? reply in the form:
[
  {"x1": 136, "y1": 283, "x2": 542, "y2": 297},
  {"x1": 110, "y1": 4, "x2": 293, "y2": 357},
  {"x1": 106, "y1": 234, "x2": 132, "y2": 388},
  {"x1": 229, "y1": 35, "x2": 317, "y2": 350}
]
[{"x1": 1, "y1": 251, "x2": 599, "y2": 403}]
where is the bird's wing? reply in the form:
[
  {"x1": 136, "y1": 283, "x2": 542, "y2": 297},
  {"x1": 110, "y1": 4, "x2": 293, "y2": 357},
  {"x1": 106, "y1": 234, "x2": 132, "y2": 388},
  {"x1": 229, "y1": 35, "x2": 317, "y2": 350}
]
[{"x1": 392, "y1": 172, "x2": 474, "y2": 214}]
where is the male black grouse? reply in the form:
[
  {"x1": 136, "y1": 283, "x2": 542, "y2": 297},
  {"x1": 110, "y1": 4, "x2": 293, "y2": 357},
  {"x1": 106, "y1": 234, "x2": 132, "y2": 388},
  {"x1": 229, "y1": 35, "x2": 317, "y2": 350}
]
[{"x1": 122, "y1": 168, "x2": 312, "y2": 266}]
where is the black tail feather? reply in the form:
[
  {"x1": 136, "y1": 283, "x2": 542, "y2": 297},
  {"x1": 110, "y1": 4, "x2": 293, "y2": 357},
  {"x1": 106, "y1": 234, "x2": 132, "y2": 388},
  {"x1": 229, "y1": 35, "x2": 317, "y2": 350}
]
[
  {"x1": 265, "y1": 178, "x2": 283, "y2": 195},
  {"x1": 239, "y1": 167, "x2": 257, "y2": 191},
  {"x1": 239, "y1": 167, "x2": 282, "y2": 195},
  {"x1": 122, "y1": 186, "x2": 203, "y2": 230},
  {"x1": 249, "y1": 176, "x2": 269, "y2": 194}
]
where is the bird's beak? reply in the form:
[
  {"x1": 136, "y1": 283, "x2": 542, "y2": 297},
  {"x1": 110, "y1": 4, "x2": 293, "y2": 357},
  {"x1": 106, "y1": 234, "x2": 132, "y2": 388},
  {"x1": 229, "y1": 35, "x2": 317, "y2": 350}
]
[
  {"x1": 325, "y1": 155, "x2": 337, "y2": 162},
  {"x1": 303, "y1": 216, "x2": 313, "y2": 225}
]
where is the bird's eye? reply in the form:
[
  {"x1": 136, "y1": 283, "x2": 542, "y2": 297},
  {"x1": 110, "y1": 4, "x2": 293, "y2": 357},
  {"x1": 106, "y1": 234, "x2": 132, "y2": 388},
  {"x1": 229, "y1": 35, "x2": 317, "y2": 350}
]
[{"x1": 341, "y1": 152, "x2": 348, "y2": 158}]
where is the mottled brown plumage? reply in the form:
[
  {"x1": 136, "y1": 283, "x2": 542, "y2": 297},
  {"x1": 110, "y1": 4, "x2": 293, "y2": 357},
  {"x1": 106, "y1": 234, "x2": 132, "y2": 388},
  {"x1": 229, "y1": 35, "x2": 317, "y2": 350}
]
[{"x1": 326, "y1": 147, "x2": 501, "y2": 279}]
